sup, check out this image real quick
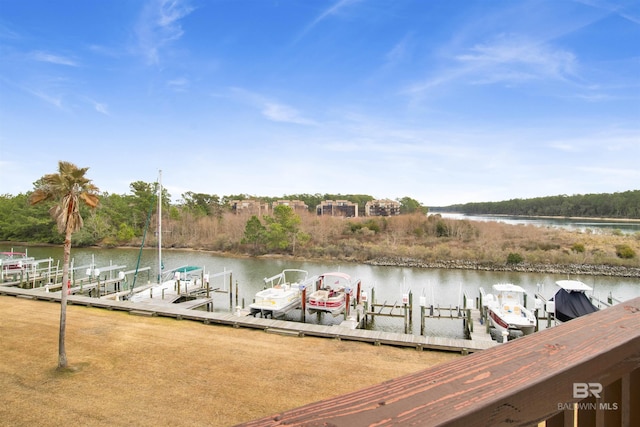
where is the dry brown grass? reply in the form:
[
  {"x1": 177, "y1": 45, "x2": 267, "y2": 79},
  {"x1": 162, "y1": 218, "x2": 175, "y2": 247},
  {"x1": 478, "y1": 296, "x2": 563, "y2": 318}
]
[
  {"x1": 131, "y1": 211, "x2": 639, "y2": 270},
  {"x1": 0, "y1": 297, "x2": 457, "y2": 427}
]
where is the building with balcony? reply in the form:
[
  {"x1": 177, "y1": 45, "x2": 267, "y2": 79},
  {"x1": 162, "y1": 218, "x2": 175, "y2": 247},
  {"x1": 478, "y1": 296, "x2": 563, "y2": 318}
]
[
  {"x1": 365, "y1": 199, "x2": 401, "y2": 216},
  {"x1": 316, "y1": 200, "x2": 358, "y2": 217},
  {"x1": 229, "y1": 200, "x2": 269, "y2": 216}
]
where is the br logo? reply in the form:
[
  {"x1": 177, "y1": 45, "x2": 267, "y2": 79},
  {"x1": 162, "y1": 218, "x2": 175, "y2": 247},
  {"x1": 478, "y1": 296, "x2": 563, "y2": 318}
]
[{"x1": 573, "y1": 383, "x2": 603, "y2": 399}]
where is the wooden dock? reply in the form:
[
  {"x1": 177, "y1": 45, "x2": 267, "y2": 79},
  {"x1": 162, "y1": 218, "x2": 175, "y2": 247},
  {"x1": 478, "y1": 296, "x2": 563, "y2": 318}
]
[{"x1": 0, "y1": 285, "x2": 497, "y2": 354}]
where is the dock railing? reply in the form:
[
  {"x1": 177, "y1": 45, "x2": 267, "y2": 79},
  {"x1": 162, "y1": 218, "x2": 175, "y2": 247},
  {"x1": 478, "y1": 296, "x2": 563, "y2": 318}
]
[{"x1": 239, "y1": 296, "x2": 640, "y2": 427}]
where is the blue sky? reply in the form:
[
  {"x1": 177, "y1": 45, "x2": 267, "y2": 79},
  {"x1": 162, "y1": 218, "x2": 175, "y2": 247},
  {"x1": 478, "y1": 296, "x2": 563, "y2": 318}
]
[{"x1": 1, "y1": 0, "x2": 638, "y2": 206}]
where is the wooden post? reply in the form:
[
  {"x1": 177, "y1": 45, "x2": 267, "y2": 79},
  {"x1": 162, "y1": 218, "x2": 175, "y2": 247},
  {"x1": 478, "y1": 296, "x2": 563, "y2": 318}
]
[
  {"x1": 420, "y1": 305, "x2": 425, "y2": 336},
  {"x1": 404, "y1": 302, "x2": 409, "y2": 334},
  {"x1": 370, "y1": 287, "x2": 375, "y2": 322},
  {"x1": 409, "y1": 291, "x2": 413, "y2": 324},
  {"x1": 235, "y1": 281, "x2": 239, "y2": 308},
  {"x1": 345, "y1": 290, "x2": 351, "y2": 320},
  {"x1": 356, "y1": 280, "x2": 361, "y2": 305},
  {"x1": 301, "y1": 287, "x2": 306, "y2": 323}
]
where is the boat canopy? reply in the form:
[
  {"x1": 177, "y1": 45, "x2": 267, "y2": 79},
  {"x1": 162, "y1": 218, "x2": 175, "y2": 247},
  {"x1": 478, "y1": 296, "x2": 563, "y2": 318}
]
[
  {"x1": 319, "y1": 272, "x2": 352, "y2": 280},
  {"x1": 492, "y1": 283, "x2": 526, "y2": 293},
  {"x1": 170, "y1": 266, "x2": 202, "y2": 273},
  {"x1": 553, "y1": 288, "x2": 599, "y2": 322},
  {"x1": 555, "y1": 280, "x2": 592, "y2": 292}
]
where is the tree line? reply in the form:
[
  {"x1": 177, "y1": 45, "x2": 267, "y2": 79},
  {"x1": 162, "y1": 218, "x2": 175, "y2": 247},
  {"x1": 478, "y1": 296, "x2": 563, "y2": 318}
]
[
  {"x1": 0, "y1": 182, "x2": 425, "y2": 246},
  {"x1": 437, "y1": 191, "x2": 640, "y2": 219}
]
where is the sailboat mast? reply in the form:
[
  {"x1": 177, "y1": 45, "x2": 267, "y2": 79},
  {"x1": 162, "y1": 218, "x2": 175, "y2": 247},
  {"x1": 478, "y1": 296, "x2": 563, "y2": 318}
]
[{"x1": 158, "y1": 169, "x2": 162, "y2": 283}]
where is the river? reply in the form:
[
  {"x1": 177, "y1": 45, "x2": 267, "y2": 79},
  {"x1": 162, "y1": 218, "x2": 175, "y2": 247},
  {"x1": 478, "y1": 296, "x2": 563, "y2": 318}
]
[
  {"x1": 3, "y1": 244, "x2": 639, "y2": 339},
  {"x1": 437, "y1": 212, "x2": 640, "y2": 234}
]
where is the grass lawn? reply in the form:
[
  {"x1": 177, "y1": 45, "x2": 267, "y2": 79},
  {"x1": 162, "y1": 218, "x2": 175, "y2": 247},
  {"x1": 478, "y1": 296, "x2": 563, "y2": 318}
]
[{"x1": 0, "y1": 296, "x2": 457, "y2": 426}]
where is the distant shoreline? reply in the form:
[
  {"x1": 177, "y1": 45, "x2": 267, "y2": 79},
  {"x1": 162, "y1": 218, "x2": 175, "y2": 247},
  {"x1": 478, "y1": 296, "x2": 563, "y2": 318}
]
[
  {"x1": 432, "y1": 212, "x2": 640, "y2": 223},
  {"x1": 364, "y1": 257, "x2": 640, "y2": 278}
]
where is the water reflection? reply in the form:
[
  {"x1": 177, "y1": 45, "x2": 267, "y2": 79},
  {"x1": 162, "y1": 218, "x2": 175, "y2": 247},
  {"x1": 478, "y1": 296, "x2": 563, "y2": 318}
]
[{"x1": 3, "y1": 245, "x2": 639, "y2": 339}]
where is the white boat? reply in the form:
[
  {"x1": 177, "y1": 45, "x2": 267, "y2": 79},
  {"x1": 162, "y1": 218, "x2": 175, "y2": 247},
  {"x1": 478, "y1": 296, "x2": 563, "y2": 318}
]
[
  {"x1": 483, "y1": 283, "x2": 536, "y2": 337},
  {"x1": 547, "y1": 280, "x2": 598, "y2": 324},
  {"x1": 249, "y1": 269, "x2": 313, "y2": 318},
  {"x1": 307, "y1": 272, "x2": 356, "y2": 316}
]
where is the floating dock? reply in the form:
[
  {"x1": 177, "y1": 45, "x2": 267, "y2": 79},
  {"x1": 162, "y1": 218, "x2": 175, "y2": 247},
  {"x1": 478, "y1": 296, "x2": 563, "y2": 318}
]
[{"x1": 0, "y1": 286, "x2": 497, "y2": 354}]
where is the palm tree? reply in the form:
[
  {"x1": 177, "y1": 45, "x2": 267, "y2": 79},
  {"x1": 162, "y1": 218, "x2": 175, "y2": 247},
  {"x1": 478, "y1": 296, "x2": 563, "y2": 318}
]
[{"x1": 30, "y1": 161, "x2": 99, "y2": 369}]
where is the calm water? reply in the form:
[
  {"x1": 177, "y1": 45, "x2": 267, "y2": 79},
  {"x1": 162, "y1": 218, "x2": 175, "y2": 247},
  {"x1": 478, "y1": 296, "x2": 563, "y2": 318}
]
[
  {"x1": 438, "y1": 212, "x2": 640, "y2": 234},
  {"x1": 3, "y1": 244, "x2": 639, "y2": 338}
]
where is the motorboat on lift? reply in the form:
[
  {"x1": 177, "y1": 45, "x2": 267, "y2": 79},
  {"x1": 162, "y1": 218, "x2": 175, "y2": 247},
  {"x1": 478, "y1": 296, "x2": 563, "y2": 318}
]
[
  {"x1": 307, "y1": 271, "x2": 356, "y2": 316},
  {"x1": 249, "y1": 269, "x2": 314, "y2": 318},
  {"x1": 483, "y1": 283, "x2": 536, "y2": 337},
  {"x1": 547, "y1": 280, "x2": 599, "y2": 324}
]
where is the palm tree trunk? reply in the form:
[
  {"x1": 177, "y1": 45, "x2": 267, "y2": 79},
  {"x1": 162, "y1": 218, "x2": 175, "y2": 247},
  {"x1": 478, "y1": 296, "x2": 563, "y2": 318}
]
[{"x1": 58, "y1": 231, "x2": 71, "y2": 369}]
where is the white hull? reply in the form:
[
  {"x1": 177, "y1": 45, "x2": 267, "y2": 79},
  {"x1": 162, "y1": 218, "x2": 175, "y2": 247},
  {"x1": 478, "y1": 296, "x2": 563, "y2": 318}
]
[
  {"x1": 307, "y1": 272, "x2": 357, "y2": 317},
  {"x1": 484, "y1": 283, "x2": 536, "y2": 338},
  {"x1": 250, "y1": 269, "x2": 312, "y2": 318},
  {"x1": 307, "y1": 291, "x2": 347, "y2": 316},
  {"x1": 487, "y1": 307, "x2": 536, "y2": 335},
  {"x1": 250, "y1": 287, "x2": 303, "y2": 317}
]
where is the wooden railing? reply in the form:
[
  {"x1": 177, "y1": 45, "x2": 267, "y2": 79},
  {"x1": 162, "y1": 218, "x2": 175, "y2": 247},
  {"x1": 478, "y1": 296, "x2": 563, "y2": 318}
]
[{"x1": 238, "y1": 297, "x2": 640, "y2": 427}]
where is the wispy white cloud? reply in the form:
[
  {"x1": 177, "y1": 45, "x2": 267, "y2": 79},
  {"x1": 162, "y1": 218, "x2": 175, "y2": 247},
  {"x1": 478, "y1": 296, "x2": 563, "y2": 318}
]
[
  {"x1": 294, "y1": 0, "x2": 362, "y2": 43},
  {"x1": 229, "y1": 87, "x2": 317, "y2": 125},
  {"x1": 572, "y1": 0, "x2": 640, "y2": 23},
  {"x1": 135, "y1": 0, "x2": 194, "y2": 65},
  {"x1": 26, "y1": 88, "x2": 65, "y2": 110},
  {"x1": 261, "y1": 103, "x2": 315, "y2": 125},
  {"x1": 83, "y1": 97, "x2": 110, "y2": 115},
  {"x1": 386, "y1": 37, "x2": 410, "y2": 63},
  {"x1": 407, "y1": 34, "x2": 578, "y2": 97},
  {"x1": 547, "y1": 129, "x2": 640, "y2": 153},
  {"x1": 30, "y1": 51, "x2": 78, "y2": 66},
  {"x1": 167, "y1": 77, "x2": 190, "y2": 91},
  {"x1": 0, "y1": 23, "x2": 21, "y2": 40},
  {"x1": 456, "y1": 34, "x2": 577, "y2": 82}
]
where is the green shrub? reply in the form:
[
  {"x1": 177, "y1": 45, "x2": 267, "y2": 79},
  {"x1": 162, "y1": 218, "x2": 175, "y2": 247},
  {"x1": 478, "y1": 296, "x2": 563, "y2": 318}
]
[
  {"x1": 506, "y1": 252, "x2": 524, "y2": 264},
  {"x1": 571, "y1": 243, "x2": 585, "y2": 253},
  {"x1": 436, "y1": 220, "x2": 449, "y2": 237},
  {"x1": 615, "y1": 244, "x2": 636, "y2": 259}
]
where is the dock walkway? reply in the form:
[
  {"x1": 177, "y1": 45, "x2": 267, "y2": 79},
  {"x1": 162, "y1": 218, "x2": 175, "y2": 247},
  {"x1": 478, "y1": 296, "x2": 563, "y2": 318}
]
[{"x1": 0, "y1": 286, "x2": 497, "y2": 353}]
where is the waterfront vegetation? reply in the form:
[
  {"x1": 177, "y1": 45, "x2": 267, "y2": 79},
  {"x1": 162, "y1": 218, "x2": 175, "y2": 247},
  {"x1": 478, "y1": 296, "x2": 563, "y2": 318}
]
[
  {"x1": 1, "y1": 185, "x2": 639, "y2": 275},
  {"x1": 440, "y1": 190, "x2": 640, "y2": 218}
]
